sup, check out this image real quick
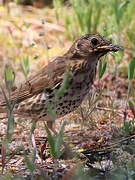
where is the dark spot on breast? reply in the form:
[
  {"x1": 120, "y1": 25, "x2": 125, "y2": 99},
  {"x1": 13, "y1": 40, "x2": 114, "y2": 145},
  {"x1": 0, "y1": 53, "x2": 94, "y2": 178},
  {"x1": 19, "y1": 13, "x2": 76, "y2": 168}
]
[
  {"x1": 42, "y1": 100, "x2": 46, "y2": 103},
  {"x1": 72, "y1": 101, "x2": 76, "y2": 105},
  {"x1": 64, "y1": 92, "x2": 68, "y2": 97},
  {"x1": 68, "y1": 103, "x2": 71, "y2": 106},
  {"x1": 74, "y1": 71, "x2": 79, "y2": 76},
  {"x1": 72, "y1": 52, "x2": 82, "y2": 59},
  {"x1": 77, "y1": 85, "x2": 82, "y2": 89},
  {"x1": 73, "y1": 105, "x2": 77, "y2": 108},
  {"x1": 59, "y1": 112, "x2": 63, "y2": 115},
  {"x1": 59, "y1": 103, "x2": 63, "y2": 106},
  {"x1": 73, "y1": 83, "x2": 82, "y2": 90},
  {"x1": 63, "y1": 106, "x2": 68, "y2": 109},
  {"x1": 48, "y1": 94, "x2": 54, "y2": 99},
  {"x1": 89, "y1": 74, "x2": 94, "y2": 82},
  {"x1": 59, "y1": 96, "x2": 62, "y2": 100},
  {"x1": 46, "y1": 88, "x2": 53, "y2": 94},
  {"x1": 36, "y1": 107, "x2": 44, "y2": 112},
  {"x1": 69, "y1": 78, "x2": 73, "y2": 85},
  {"x1": 26, "y1": 109, "x2": 31, "y2": 113}
]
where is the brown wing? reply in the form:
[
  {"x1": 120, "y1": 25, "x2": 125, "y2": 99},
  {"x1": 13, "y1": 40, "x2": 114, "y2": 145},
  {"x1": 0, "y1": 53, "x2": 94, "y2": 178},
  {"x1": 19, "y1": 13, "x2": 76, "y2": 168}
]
[{"x1": 9, "y1": 56, "x2": 67, "y2": 104}]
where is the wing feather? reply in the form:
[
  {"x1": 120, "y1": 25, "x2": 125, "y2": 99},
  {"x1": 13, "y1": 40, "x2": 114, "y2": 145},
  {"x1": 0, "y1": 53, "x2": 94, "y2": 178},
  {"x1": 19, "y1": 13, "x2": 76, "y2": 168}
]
[{"x1": 10, "y1": 56, "x2": 67, "y2": 104}]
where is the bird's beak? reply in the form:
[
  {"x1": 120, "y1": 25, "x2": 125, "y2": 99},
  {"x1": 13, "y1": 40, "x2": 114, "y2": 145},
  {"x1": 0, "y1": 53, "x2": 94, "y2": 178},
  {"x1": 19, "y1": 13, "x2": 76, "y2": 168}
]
[{"x1": 97, "y1": 44, "x2": 123, "y2": 52}]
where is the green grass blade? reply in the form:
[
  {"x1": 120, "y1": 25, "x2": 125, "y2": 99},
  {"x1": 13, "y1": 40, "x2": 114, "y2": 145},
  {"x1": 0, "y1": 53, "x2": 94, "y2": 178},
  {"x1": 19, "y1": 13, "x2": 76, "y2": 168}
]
[
  {"x1": 55, "y1": 120, "x2": 66, "y2": 158},
  {"x1": 128, "y1": 57, "x2": 135, "y2": 80},
  {"x1": 4, "y1": 65, "x2": 15, "y2": 91},
  {"x1": 44, "y1": 122, "x2": 56, "y2": 157},
  {"x1": 98, "y1": 60, "x2": 107, "y2": 79},
  {"x1": 24, "y1": 154, "x2": 35, "y2": 173},
  {"x1": 0, "y1": 87, "x2": 11, "y2": 111},
  {"x1": 6, "y1": 114, "x2": 14, "y2": 142},
  {"x1": 130, "y1": 82, "x2": 135, "y2": 102},
  {"x1": 85, "y1": 6, "x2": 92, "y2": 33}
]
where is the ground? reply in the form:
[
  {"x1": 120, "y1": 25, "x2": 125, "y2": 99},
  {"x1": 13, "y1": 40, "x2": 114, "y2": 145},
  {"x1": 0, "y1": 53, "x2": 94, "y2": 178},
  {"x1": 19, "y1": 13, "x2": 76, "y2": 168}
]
[{"x1": 0, "y1": 2, "x2": 135, "y2": 180}]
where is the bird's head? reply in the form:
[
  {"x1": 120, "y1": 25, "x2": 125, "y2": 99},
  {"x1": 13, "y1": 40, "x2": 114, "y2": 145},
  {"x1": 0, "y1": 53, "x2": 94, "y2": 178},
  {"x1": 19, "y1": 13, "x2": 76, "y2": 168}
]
[{"x1": 68, "y1": 34, "x2": 123, "y2": 60}]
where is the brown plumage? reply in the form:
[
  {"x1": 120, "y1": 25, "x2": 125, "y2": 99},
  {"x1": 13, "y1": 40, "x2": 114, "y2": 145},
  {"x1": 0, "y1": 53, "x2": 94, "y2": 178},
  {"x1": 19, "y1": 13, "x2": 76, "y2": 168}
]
[{"x1": 0, "y1": 34, "x2": 123, "y2": 129}]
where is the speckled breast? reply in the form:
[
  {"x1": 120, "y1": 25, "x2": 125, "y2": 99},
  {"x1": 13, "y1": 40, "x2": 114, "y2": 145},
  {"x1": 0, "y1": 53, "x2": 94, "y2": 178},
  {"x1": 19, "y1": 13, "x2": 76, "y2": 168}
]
[
  {"x1": 41, "y1": 62, "x2": 97, "y2": 118},
  {"x1": 16, "y1": 61, "x2": 97, "y2": 119}
]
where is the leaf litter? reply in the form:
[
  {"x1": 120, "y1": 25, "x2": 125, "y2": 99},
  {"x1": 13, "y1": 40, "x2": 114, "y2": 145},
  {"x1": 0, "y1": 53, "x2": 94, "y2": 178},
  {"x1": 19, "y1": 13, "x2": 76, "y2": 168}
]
[{"x1": 0, "y1": 2, "x2": 135, "y2": 179}]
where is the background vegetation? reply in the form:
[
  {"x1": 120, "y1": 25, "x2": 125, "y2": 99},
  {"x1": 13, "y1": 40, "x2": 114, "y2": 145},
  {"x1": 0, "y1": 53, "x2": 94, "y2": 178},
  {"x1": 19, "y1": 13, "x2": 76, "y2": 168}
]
[{"x1": 0, "y1": 0, "x2": 135, "y2": 179}]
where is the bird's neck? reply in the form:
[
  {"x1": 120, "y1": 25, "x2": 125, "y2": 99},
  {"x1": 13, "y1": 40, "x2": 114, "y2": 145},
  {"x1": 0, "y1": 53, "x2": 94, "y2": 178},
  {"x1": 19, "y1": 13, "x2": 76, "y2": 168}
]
[{"x1": 70, "y1": 57, "x2": 98, "y2": 74}]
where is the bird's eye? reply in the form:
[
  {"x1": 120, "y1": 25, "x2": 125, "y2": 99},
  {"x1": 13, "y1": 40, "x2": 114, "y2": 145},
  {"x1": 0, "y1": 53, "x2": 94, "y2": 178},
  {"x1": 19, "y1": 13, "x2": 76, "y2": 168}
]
[{"x1": 91, "y1": 38, "x2": 98, "y2": 46}]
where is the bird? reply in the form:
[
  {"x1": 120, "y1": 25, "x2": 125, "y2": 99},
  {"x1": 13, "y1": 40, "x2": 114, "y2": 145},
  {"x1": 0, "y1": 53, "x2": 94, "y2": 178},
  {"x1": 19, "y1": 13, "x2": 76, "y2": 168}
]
[{"x1": 0, "y1": 34, "x2": 123, "y2": 130}]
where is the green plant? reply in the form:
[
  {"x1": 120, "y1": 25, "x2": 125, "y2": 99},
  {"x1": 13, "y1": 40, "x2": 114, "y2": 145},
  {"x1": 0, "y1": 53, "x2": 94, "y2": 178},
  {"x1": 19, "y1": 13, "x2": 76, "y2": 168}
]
[
  {"x1": 109, "y1": 0, "x2": 129, "y2": 41},
  {"x1": 4, "y1": 65, "x2": 15, "y2": 95},
  {"x1": 71, "y1": 164, "x2": 90, "y2": 180},
  {"x1": 123, "y1": 57, "x2": 135, "y2": 132},
  {"x1": 98, "y1": 56, "x2": 107, "y2": 79},
  {"x1": 13, "y1": 0, "x2": 32, "y2": 4},
  {"x1": 21, "y1": 54, "x2": 30, "y2": 78},
  {"x1": 64, "y1": 0, "x2": 103, "y2": 40},
  {"x1": 1, "y1": 66, "x2": 19, "y2": 173},
  {"x1": 24, "y1": 150, "x2": 36, "y2": 177},
  {"x1": 109, "y1": 160, "x2": 135, "y2": 180},
  {"x1": 44, "y1": 120, "x2": 66, "y2": 158},
  {"x1": 3, "y1": 66, "x2": 16, "y2": 142},
  {"x1": 128, "y1": 57, "x2": 135, "y2": 118},
  {"x1": 53, "y1": 0, "x2": 64, "y2": 20},
  {"x1": 123, "y1": 119, "x2": 135, "y2": 135}
]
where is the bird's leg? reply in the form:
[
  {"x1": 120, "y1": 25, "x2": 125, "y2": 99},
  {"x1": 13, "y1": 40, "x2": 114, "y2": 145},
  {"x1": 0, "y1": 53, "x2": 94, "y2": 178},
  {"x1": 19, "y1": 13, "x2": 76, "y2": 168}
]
[
  {"x1": 30, "y1": 119, "x2": 42, "y2": 163},
  {"x1": 46, "y1": 118, "x2": 73, "y2": 159},
  {"x1": 31, "y1": 133, "x2": 42, "y2": 163},
  {"x1": 31, "y1": 118, "x2": 57, "y2": 164},
  {"x1": 47, "y1": 120, "x2": 58, "y2": 135}
]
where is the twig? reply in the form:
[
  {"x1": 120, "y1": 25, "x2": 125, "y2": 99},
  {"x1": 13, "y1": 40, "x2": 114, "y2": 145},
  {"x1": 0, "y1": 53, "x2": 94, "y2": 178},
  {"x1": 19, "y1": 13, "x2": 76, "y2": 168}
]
[
  {"x1": 95, "y1": 106, "x2": 119, "y2": 113},
  {"x1": 84, "y1": 134, "x2": 135, "y2": 153}
]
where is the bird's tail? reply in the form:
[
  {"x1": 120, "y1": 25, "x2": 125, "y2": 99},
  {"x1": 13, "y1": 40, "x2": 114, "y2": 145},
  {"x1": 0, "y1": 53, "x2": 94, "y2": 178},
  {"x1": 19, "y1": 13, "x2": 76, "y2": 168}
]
[
  {"x1": 0, "y1": 86, "x2": 8, "y2": 113},
  {"x1": 0, "y1": 98, "x2": 8, "y2": 121},
  {"x1": 0, "y1": 91, "x2": 9, "y2": 113},
  {"x1": 0, "y1": 100, "x2": 7, "y2": 113}
]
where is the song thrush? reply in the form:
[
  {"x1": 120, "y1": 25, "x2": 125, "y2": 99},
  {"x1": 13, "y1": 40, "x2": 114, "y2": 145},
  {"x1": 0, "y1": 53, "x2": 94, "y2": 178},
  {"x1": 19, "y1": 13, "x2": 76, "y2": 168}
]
[{"x1": 0, "y1": 34, "x2": 123, "y2": 129}]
